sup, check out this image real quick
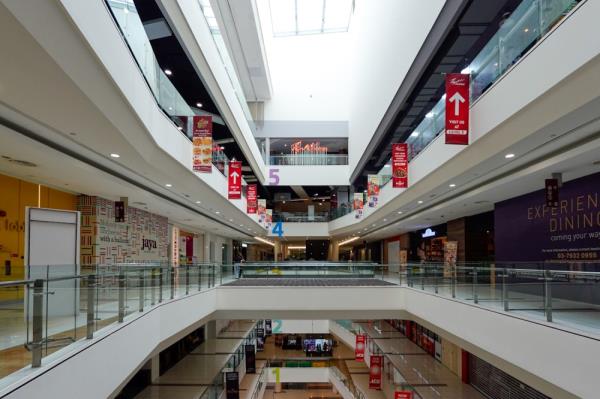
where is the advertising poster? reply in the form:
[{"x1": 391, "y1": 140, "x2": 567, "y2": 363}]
[
  {"x1": 266, "y1": 209, "x2": 273, "y2": 229},
  {"x1": 369, "y1": 355, "x2": 383, "y2": 390},
  {"x1": 247, "y1": 184, "x2": 258, "y2": 214},
  {"x1": 392, "y1": 144, "x2": 408, "y2": 188},
  {"x1": 495, "y1": 172, "x2": 600, "y2": 262},
  {"x1": 192, "y1": 115, "x2": 213, "y2": 172},
  {"x1": 258, "y1": 199, "x2": 266, "y2": 225},
  {"x1": 353, "y1": 193, "x2": 364, "y2": 219},
  {"x1": 256, "y1": 328, "x2": 265, "y2": 351},
  {"x1": 228, "y1": 161, "x2": 242, "y2": 199},
  {"x1": 443, "y1": 241, "x2": 458, "y2": 277},
  {"x1": 245, "y1": 345, "x2": 256, "y2": 374},
  {"x1": 265, "y1": 320, "x2": 272, "y2": 336},
  {"x1": 367, "y1": 175, "x2": 380, "y2": 208},
  {"x1": 225, "y1": 372, "x2": 239, "y2": 399},
  {"x1": 395, "y1": 391, "x2": 413, "y2": 399},
  {"x1": 445, "y1": 73, "x2": 470, "y2": 145},
  {"x1": 355, "y1": 334, "x2": 366, "y2": 361}
]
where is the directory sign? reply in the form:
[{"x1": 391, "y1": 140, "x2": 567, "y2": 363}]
[
  {"x1": 369, "y1": 355, "x2": 383, "y2": 390},
  {"x1": 355, "y1": 334, "x2": 366, "y2": 361},
  {"x1": 395, "y1": 391, "x2": 413, "y2": 399},
  {"x1": 247, "y1": 184, "x2": 257, "y2": 213},
  {"x1": 392, "y1": 144, "x2": 408, "y2": 188},
  {"x1": 228, "y1": 161, "x2": 242, "y2": 199},
  {"x1": 445, "y1": 73, "x2": 470, "y2": 145},
  {"x1": 192, "y1": 115, "x2": 213, "y2": 172}
]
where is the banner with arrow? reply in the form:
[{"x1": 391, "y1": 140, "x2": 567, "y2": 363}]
[
  {"x1": 228, "y1": 161, "x2": 242, "y2": 199},
  {"x1": 445, "y1": 73, "x2": 470, "y2": 145}
]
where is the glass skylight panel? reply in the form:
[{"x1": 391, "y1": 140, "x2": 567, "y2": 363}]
[
  {"x1": 323, "y1": 0, "x2": 352, "y2": 32},
  {"x1": 269, "y1": 0, "x2": 353, "y2": 37},
  {"x1": 296, "y1": 0, "x2": 324, "y2": 34},
  {"x1": 270, "y1": 0, "x2": 297, "y2": 36}
]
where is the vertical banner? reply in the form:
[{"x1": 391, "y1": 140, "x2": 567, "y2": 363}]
[
  {"x1": 353, "y1": 193, "x2": 364, "y2": 219},
  {"x1": 392, "y1": 143, "x2": 408, "y2": 188},
  {"x1": 445, "y1": 73, "x2": 470, "y2": 145},
  {"x1": 258, "y1": 199, "x2": 267, "y2": 225},
  {"x1": 545, "y1": 178, "x2": 559, "y2": 208},
  {"x1": 369, "y1": 355, "x2": 383, "y2": 390},
  {"x1": 192, "y1": 115, "x2": 213, "y2": 172},
  {"x1": 395, "y1": 391, "x2": 413, "y2": 399},
  {"x1": 265, "y1": 320, "x2": 272, "y2": 336},
  {"x1": 367, "y1": 175, "x2": 380, "y2": 207},
  {"x1": 225, "y1": 372, "x2": 239, "y2": 399},
  {"x1": 228, "y1": 161, "x2": 242, "y2": 199},
  {"x1": 266, "y1": 209, "x2": 273, "y2": 229},
  {"x1": 114, "y1": 201, "x2": 125, "y2": 223},
  {"x1": 247, "y1": 184, "x2": 258, "y2": 214},
  {"x1": 355, "y1": 334, "x2": 366, "y2": 361},
  {"x1": 256, "y1": 328, "x2": 265, "y2": 351},
  {"x1": 245, "y1": 345, "x2": 256, "y2": 374}
]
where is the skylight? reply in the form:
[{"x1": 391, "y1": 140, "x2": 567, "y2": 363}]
[{"x1": 269, "y1": 0, "x2": 354, "y2": 37}]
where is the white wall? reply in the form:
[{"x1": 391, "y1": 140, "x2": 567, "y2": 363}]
[
  {"x1": 267, "y1": 222, "x2": 329, "y2": 238},
  {"x1": 266, "y1": 367, "x2": 330, "y2": 383},
  {"x1": 270, "y1": 320, "x2": 330, "y2": 334},
  {"x1": 266, "y1": 165, "x2": 349, "y2": 186},
  {"x1": 348, "y1": 0, "x2": 445, "y2": 171}
]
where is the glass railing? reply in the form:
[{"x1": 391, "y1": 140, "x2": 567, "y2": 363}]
[
  {"x1": 250, "y1": 366, "x2": 267, "y2": 399},
  {"x1": 264, "y1": 358, "x2": 334, "y2": 368},
  {"x1": 273, "y1": 211, "x2": 330, "y2": 223},
  {"x1": 330, "y1": 366, "x2": 367, "y2": 399},
  {"x1": 365, "y1": 0, "x2": 582, "y2": 206},
  {"x1": 269, "y1": 154, "x2": 349, "y2": 166},
  {"x1": 233, "y1": 262, "x2": 380, "y2": 278}
]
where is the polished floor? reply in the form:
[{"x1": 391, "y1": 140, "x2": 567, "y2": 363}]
[{"x1": 223, "y1": 278, "x2": 396, "y2": 287}]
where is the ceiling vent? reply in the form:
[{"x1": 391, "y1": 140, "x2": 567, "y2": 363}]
[{"x1": 8, "y1": 159, "x2": 37, "y2": 167}]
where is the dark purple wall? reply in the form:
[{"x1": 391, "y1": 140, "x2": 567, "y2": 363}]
[{"x1": 495, "y1": 172, "x2": 600, "y2": 263}]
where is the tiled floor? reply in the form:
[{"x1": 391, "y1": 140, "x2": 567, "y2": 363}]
[{"x1": 263, "y1": 388, "x2": 342, "y2": 399}]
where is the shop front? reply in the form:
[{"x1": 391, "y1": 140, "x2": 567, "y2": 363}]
[{"x1": 410, "y1": 224, "x2": 448, "y2": 263}]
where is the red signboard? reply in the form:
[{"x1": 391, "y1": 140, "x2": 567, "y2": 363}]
[
  {"x1": 247, "y1": 184, "x2": 257, "y2": 214},
  {"x1": 355, "y1": 334, "x2": 366, "y2": 361},
  {"x1": 369, "y1": 355, "x2": 383, "y2": 390},
  {"x1": 392, "y1": 143, "x2": 408, "y2": 188},
  {"x1": 395, "y1": 391, "x2": 413, "y2": 399},
  {"x1": 228, "y1": 161, "x2": 242, "y2": 199},
  {"x1": 445, "y1": 73, "x2": 470, "y2": 145},
  {"x1": 192, "y1": 115, "x2": 213, "y2": 172}
]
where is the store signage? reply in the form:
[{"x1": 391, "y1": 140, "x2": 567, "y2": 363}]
[
  {"x1": 367, "y1": 175, "x2": 380, "y2": 208},
  {"x1": 422, "y1": 228, "x2": 436, "y2": 238},
  {"x1": 258, "y1": 199, "x2": 266, "y2": 225},
  {"x1": 353, "y1": 193, "x2": 364, "y2": 219},
  {"x1": 141, "y1": 238, "x2": 157, "y2": 251},
  {"x1": 290, "y1": 141, "x2": 328, "y2": 155},
  {"x1": 545, "y1": 178, "x2": 559, "y2": 208},
  {"x1": 247, "y1": 184, "x2": 257, "y2": 214},
  {"x1": 114, "y1": 201, "x2": 125, "y2": 223},
  {"x1": 355, "y1": 334, "x2": 366, "y2": 361},
  {"x1": 228, "y1": 161, "x2": 242, "y2": 199},
  {"x1": 225, "y1": 372, "x2": 239, "y2": 399},
  {"x1": 192, "y1": 115, "x2": 213, "y2": 172},
  {"x1": 392, "y1": 143, "x2": 408, "y2": 188},
  {"x1": 369, "y1": 355, "x2": 383, "y2": 390},
  {"x1": 171, "y1": 226, "x2": 180, "y2": 268},
  {"x1": 445, "y1": 73, "x2": 470, "y2": 145},
  {"x1": 395, "y1": 391, "x2": 413, "y2": 399},
  {"x1": 245, "y1": 345, "x2": 256, "y2": 374}
]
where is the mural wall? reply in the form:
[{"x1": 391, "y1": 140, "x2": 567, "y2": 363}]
[{"x1": 79, "y1": 196, "x2": 168, "y2": 265}]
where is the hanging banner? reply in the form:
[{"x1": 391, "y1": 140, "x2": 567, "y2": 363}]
[
  {"x1": 367, "y1": 175, "x2": 380, "y2": 208},
  {"x1": 353, "y1": 193, "x2": 364, "y2": 219},
  {"x1": 228, "y1": 161, "x2": 242, "y2": 199},
  {"x1": 369, "y1": 355, "x2": 383, "y2": 390},
  {"x1": 545, "y1": 178, "x2": 559, "y2": 208},
  {"x1": 355, "y1": 334, "x2": 366, "y2": 361},
  {"x1": 192, "y1": 115, "x2": 213, "y2": 172},
  {"x1": 256, "y1": 328, "x2": 265, "y2": 351},
  {"x1": 247, "y1": 184, "x2": 258, "y2": 214},
  {"x1": 114, "y1": 201, "x2": 126, "y2": 223},
  {"x1": 225, "y1": 372, "x2": 239, "y2": 399},
  {"x1": 445, "y1": 73, "x2": 470, "y2": 145},
  {"x1": 265, "y1": 319, "x2": 272, "y2": 336},
  {"x1": 395, "y1": 391, "x2": 413, "y2": 399},
  {"x1": 392, "y1": 143, "x2": 408, "y2": 188},
  {"x1": 245, "y1": 344, "x2": 256, "y2": 373},
  {"x1": 266, "y1": 209, "x2": 273, "y2": 229},
  {"x1": 258, "y1": 199, "x2": 267, "y2": 225}
]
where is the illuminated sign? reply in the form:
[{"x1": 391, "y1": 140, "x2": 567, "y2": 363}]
[
  {"x1": 422, "y1": 228, "x2": 436, "y2": 238},
  {"x1": 290, "y1": 141, "x2": 328, "y2": 155}
]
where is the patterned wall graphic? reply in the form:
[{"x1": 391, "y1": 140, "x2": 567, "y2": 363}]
[{"x1": 78, "y1": 196, "x2": 168, "y2": 265}]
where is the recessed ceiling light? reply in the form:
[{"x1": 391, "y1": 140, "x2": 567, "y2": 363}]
[
  {"x1": 449, "y1": 183, "x2": 456, "y2": 188},
  {"x1": 164, "y1": 69, "x2": 172, "y2": 76},
  {"x1": 505, "y1": 153, "x2": 515, "y2": 159},
  {"x1": 229, "y1": 219, "x2": 233, "y2": 222},
  {"x1": 372, "y1": 224, "x2": 376, "y2": 227},
  {"x1": 398, "y1": 211, "x2": 403, "y2": 214},
  {"x1": 196, "y1": 102, "x2": 203, "y2": 107},
  {"x1": 411, "y1": 131, "x2": 420, "y2": 138},
  {"x1": 110, "y1": 153, "x2": 120, "y2": 158},
  {"x1": 165, "y1": 183, "x2": 172, "y2": 187},
  {"x1": 425, "y1": 112, "x2": 434, "y2": 118},
  {"x1": 195, "y1": 200, "x2": 201, "y2": 204},
  {"x1": 215, "y1": 211, "x2": 220, "y2": 214},
  {"x1": 177, "y1": 127, "x2": 183, "y2": 131},
  {"x1": 383, "y1": 219, "x2": 387, "y2": 222},
  {"x1": 418, "y1": 200, "x2": 423, "y2": 204}
]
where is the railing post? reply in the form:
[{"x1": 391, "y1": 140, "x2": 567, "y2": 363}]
[
  {"x1": 158, "y1": 268, "x2": 163, "y2": 303},
  {"x1": 86, "y1": 274, "x2": 96, "y2": 339},
  {"x1": 473, "y1": 267, "x2": 479, "y2": 304},
  {"x1": 545, "y1": 269, "x2": 553, "y2": 322},
  {"x1": 118, "y1": 270, "x2": 125, "y2": 322},
  {"x1": 434, "y1": 264, "x2": 439, "y2": 294},
  {"x1": 170, "y1": 267, "x2": 175, "y2": 299},
  {"x1": 138, "y1": 269, "x2": 144, "y2": 312},
  {"x1": 502, "y1": 269, "x2": 509, "y2": 311},
  {"x1": 421, "y1": 266, "x2": 425, "y2": 290},
  {"x1": 198, "y1": 264, "x2": 202, "y2": 291},
  {"x1": 185, "y1": 265, "x2": 190, "y2": 295},
  {"x1": 151, "y1": 268, "x2": 156, "y2": 306},
  {"x1": 407, "y1": 267, "x2": 412, "y2": 287},
  {"x1": 31, "y1": 279, "x2": 44, "y2": 368},
  {"x1": 451, "y1": 266, "x2": 456, "y2": 298}
]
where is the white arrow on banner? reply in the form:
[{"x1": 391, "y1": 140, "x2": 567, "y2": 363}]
[
  {"x1": 230, "y1": 171, "x2": 240, "y2": 184},
  {"x1": 449, "y1": 92, "x2": 465, "y2": 116}
]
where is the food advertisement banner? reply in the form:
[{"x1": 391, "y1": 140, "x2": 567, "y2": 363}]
[
  {"x1": 445, "y1": 73, "x2": 470, "y2": 145},
  {"x1": 258, "y1": 199, "x2": 267, "y2": 225},
  {"x1": 355, "y1": 334, "x2": 366, "y2": 361},
  {"x1": 369, "y1": 355, "x2": 383, "y2": 390},
  {"x1": 495, "y1": 172, "x2": 600, "y2": 262},
  {"x1": 392, "y1": 144, "x2": 408, "y2": 188},
  {"x1": 266, "y1": 209, "x2": 273, "y2": 229},
  {"x1": 354, "y1": 193, "x2": 364, "y2": 219},
  {"x1": 192, "y1": 115, "x2": 212, "y2": 172},
  {"x1": 247, "y1": 184, "x2": 257, "y2": 214},
  {"x1": 367, "y1": 175, "x2": 380, "y2": 208}
]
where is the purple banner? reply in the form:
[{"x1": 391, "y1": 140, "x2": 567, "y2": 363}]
[{"x1": 495, "y1": 172, "x2": 600, "y2": 262}]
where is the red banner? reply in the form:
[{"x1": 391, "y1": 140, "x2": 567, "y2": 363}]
[
  {"x1": 355, "y1": 334, "x2": 366, "y2": 361},
  {"x1": 369, "y1": 355, "x2": 383, "y2": 390},
  {"x1": 247, "y1": 184, "x2": 257, "y2": 213},
  {"x1": 395, "y1": 391, "x2": 413, "y2": 399},
  {"x1": 392, "y1": 143, "x2": 408, "y2": 188},
  {"x1": 228, "y1": 161, "x2": 242, "y2": 199},
  {"x1": 192, "y1": 116, "x2": 213, "y2": 172},
  {"x1": 445, "y1": 73, "x2": 470, "y2": 145}
]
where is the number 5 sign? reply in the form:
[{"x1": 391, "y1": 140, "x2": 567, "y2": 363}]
[{"x1": 268, "y1": 168, "x2": 280, "y2": 185}]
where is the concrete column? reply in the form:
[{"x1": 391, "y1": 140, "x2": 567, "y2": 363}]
[
  {"x1": 329, "y1": 240, "x2": 340, "y2": 261},
  {"x1": 205, "y1": 320, "x2": 217, "y2": 340},
  {"x1": 274, "y1": 239, "x2": 281, "y2": 262}
]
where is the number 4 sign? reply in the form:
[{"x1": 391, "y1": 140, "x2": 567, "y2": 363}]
[{"x1": 272, "y1": 221, "x2": 284, "y2": 237}]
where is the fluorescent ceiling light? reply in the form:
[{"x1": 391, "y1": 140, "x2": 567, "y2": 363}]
[
  {"x1": 338, "y1": 236, "x2": 359, "y2": 246},
  {"x1": 505, "y1": 153, "x2": 516, "y2": 159},
  {"x1": 254, "y1": 236, "x2": 275, "y2": 246},
  {"x1": 288, "y1": 246, "x2": 306, "y2": 250},
  {"x1": 110, "y1": 153, "x2": 120, "y2": 158}
]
